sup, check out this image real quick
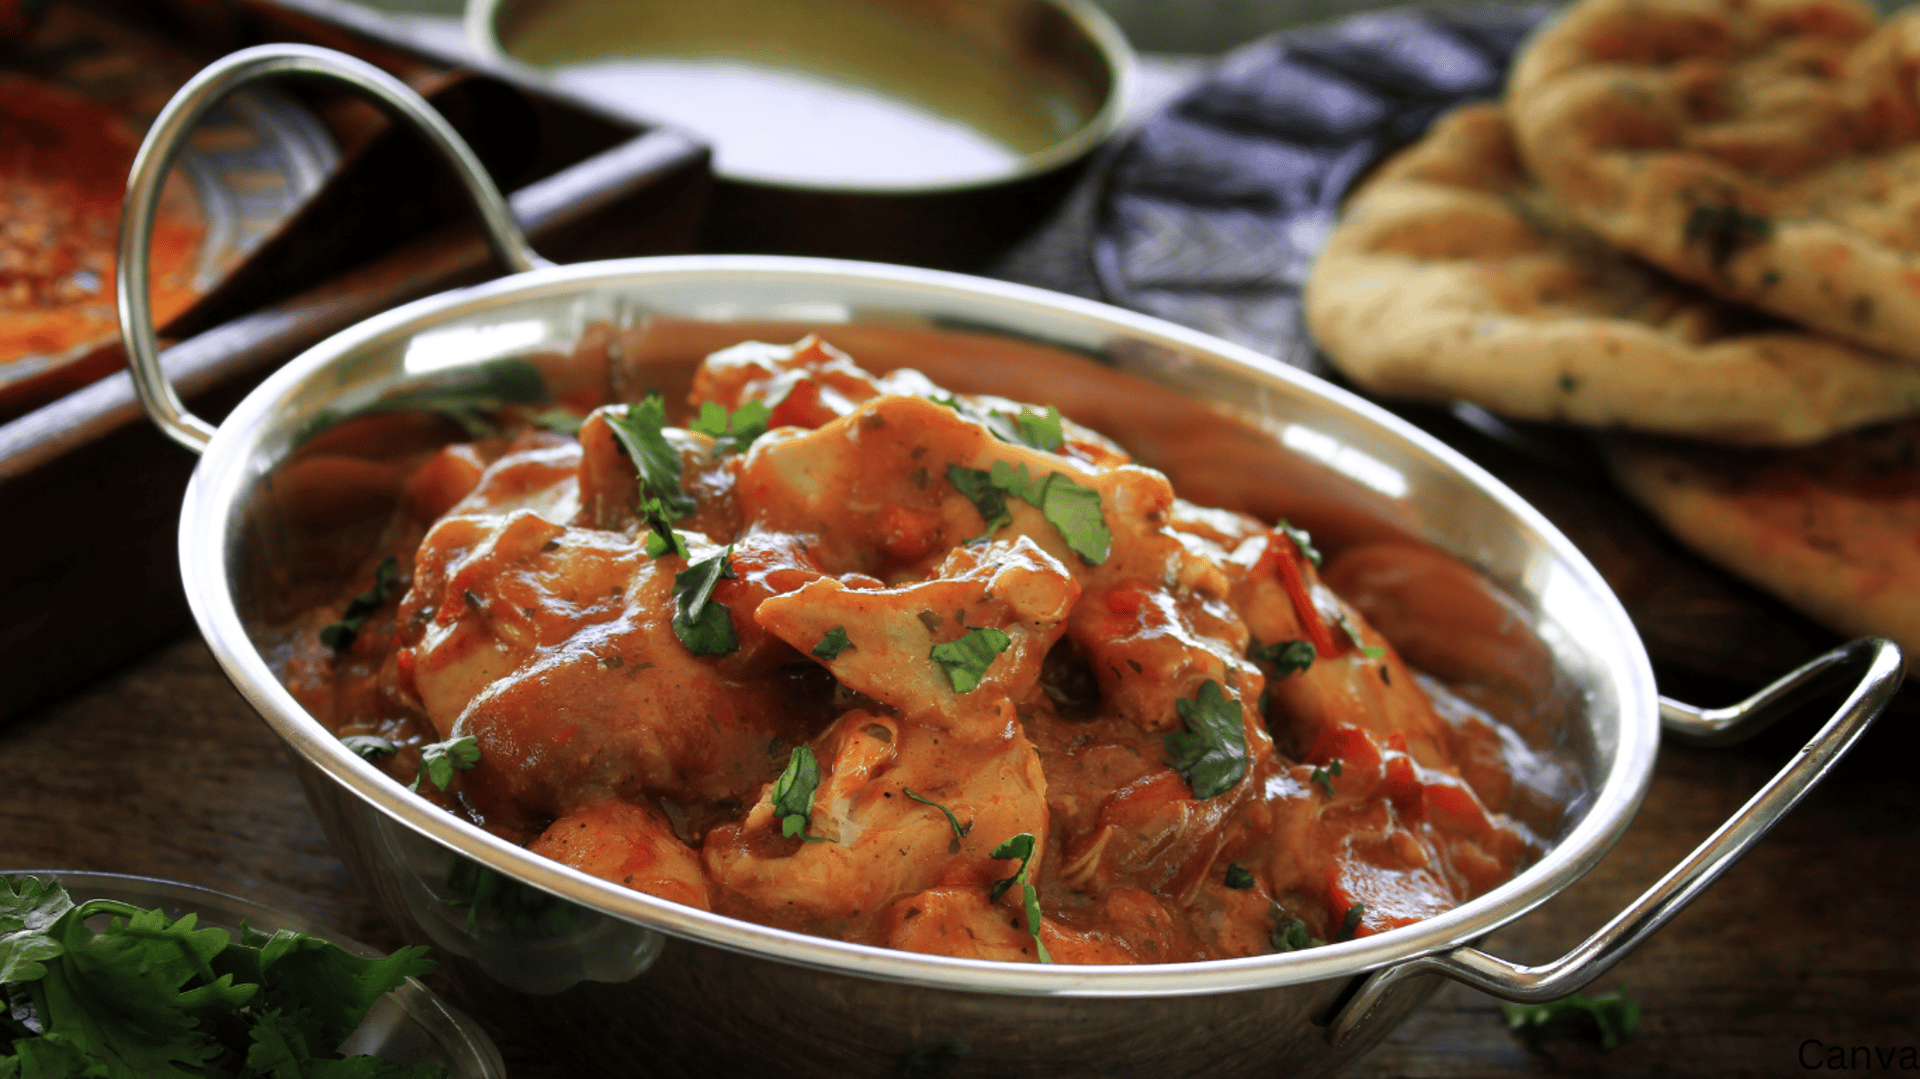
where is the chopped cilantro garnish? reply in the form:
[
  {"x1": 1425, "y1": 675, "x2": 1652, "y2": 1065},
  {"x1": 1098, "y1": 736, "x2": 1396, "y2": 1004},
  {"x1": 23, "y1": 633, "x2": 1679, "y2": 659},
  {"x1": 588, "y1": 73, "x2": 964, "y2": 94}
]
[
  {"x1": 929, "y1": 626, "x2": 1012, "y2": 693},
  {"x1": 1336, "y1": 610, "x2": 1386, "y2": 660},
  {"x1": 671, "y1": 546, "x2": 739, "y2": 655},
  {"x1": 946, "y1": 463, "x2": 1012, "y2": 541},
  {"x1": 642, "y1": 504, "x2": 691, "y2": 560},
  {"x1": 0, "y1": 875, "x2": 443, "y2": 1078},
  {"x1": 605, "y1": 395, "x2": 694, "y2": 517},
  {"x1": 1163, "y1": 680, "x2": 1249, "y2": 800},
  {"x1": 341, "y1": 735, "x2": 397, "y2": 760},
  {"x1": 320, "y1": 555, "x2": 399, "y2": 652},
  {"x1": 812, "y1": 626, "x2": 853, "y2": 660},
  {"x1": 1276, "y1": 519, "x2": 1321, "y2": 567},
  {"x1": 1336, "y1": 902, "x2": 1366, "y2": 942},
  {"x1": 1271, "y1": 917, "x2": 1324, "y2": 952},
  {"x1": 410, "y1": 735, "x2": 480, "y2": 793},
  {"x1": 770, "y1": 746, "x2": 828, "y2": 841},
  {"x1": 903, "y1": 788, "x2": 970, "y2": 839},
  {"x1": 1502, "y1": 984, "x2": 1641, "y2": 1051},
  {"x1": 522, "y1": 405, "x2": 584, "y2": 434},
  {"x1": 1310, "y1": 759, "x2": 1343, "y2": 799},
  {"x1": 690, "y1": 399, "x2": 771, "y2": 454},
  {"x1": 946, "y1": 460, "x2": 1112, "y2": 565},
  {"x1": 988, "y1": 833, "x2": 1052, "y2": 964},
  {"x1": 1010, "y1": 406, "x2": 1065, "y2": 451},
  {"x1": 1250, "y1": 639, "x2": 1316, "y2": 677},
  {"x1": 988, "y1": 833, "x2": 1035, "y2": 902},
  {"x1": 1224, "y1": 864, "x2": 1255, "y2": 890}
]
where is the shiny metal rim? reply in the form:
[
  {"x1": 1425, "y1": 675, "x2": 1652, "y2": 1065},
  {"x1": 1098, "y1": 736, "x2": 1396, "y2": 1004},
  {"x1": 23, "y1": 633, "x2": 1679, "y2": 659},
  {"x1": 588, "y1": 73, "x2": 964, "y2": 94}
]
[{"x1": 179, "y1": 254, "x2": 1659, "y2": 998}]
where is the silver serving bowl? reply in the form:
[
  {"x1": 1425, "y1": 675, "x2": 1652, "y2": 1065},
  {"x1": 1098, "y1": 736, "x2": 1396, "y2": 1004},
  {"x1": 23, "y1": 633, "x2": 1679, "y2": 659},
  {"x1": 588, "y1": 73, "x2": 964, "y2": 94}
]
[{"x1": 122, "y1": 46, "x2": 1902, "y2": 1078}]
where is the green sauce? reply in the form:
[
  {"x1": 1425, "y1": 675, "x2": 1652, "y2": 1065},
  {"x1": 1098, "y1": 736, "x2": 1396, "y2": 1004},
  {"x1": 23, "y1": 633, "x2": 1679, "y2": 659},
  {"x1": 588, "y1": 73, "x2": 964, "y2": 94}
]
[{"x1": 493, "y1": 0, "x2": 1099, "y2": 187}]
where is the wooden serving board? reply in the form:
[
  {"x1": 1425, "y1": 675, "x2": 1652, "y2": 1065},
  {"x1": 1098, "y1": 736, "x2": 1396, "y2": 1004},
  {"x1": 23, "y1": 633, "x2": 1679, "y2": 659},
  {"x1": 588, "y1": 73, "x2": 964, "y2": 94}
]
[{"x1": 0, "y1": 0, "x2": 711, "y2": 724}]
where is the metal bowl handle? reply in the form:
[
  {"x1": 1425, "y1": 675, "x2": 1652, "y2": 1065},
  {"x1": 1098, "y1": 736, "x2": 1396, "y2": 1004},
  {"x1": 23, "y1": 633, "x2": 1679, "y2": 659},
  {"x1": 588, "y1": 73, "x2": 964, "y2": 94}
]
[
  {"x1": 119, "y1": 43, "x2": 552, "y2": 455},
  {"x1": 1328, "y1": 635, "x2": 1904, "y2": 1046}
]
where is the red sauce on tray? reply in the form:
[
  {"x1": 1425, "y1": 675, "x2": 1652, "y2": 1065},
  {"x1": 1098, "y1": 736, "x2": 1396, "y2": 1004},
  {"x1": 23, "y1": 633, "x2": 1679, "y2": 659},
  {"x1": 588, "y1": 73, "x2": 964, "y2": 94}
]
[
  {"x1": 277, "y1": 328, "x2": 1579, "y2": 964},
  {"x1": 0, "y1": 72, "x2": 202, "y2": 377}
]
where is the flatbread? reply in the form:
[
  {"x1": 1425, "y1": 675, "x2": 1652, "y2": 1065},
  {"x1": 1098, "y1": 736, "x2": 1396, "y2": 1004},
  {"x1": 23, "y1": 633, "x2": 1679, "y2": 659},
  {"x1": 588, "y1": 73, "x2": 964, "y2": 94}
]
[
  {"x1": 1304, "y1": 103, "x2": 1920, "y2": 444},
  {"x1": 1508, "y1": 0, "x2": 1920, "y2": 364},
  {"x1": 1608, "y1": 421, "x2": 1920, "y2": 672}
]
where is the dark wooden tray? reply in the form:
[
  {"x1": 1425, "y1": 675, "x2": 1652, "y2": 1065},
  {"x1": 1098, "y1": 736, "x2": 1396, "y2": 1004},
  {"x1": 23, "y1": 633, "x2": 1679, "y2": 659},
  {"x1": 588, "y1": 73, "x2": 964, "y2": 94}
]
[{"x1": 0, "y1": 0, "x2": 711, "y2": 722}]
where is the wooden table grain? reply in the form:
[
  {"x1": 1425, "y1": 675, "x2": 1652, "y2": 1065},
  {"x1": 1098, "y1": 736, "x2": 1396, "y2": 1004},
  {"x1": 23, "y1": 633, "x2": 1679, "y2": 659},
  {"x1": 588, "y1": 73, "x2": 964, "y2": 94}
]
[{"x1": 2, "y1": 636, "x2": 1913, "y2": 1077}]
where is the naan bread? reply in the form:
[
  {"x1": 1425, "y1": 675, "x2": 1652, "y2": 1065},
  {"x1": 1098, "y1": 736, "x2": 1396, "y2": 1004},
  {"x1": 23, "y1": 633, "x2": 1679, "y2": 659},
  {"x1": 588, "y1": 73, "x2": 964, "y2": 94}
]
[
  {"x1": 1608, "y1": 422, "x2": 1920, "y2": 672},
  {"x1": 1509, "y1": 0, "x2": 1920, "y2": 364},
  {"x1": 1304, "y1": 103, "x2": 1920, "y2": 444}
]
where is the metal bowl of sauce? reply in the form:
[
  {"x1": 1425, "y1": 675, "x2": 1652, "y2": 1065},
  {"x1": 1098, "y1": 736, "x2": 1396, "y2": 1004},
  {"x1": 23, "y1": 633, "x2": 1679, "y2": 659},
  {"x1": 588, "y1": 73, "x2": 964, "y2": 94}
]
[
  {"x1": 121, "y1": 44, "x2": 1902, "y2": 1079},
  {"x1": 466, "y1": 0, "x2": 1133, "y2": 266}
]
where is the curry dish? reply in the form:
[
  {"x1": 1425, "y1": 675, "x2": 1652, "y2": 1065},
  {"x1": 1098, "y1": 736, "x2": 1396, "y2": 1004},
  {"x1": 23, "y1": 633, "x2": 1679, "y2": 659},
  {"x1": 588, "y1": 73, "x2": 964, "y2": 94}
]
[{"x1": 286, "y1": 335, "x2": 1564, "y2": 964}]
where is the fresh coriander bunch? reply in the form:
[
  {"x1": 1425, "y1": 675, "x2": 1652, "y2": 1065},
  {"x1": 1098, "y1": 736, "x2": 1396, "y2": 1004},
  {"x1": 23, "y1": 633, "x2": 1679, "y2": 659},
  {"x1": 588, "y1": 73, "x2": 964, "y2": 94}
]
[{"x1": 0, "y1": 875, "x2": 449, "y2": 1078}]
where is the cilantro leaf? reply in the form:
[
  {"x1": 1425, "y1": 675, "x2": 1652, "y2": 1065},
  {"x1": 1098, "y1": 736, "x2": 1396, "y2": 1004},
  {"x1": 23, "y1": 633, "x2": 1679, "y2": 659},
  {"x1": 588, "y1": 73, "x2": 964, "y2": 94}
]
[
  {"x1": 0, "y1": 876, "x2": 447, "y2": 1079},
  {"x1": 0, "y1": 876, "x2": 73, "y2": 983},
  {"x1": 671, "y1": 547, "x2": 739, "y2": 655},
  {"x1": 1011, "y1": 406, "x2": 1065, "y2": 451},
  {"x1": 988, "y1": 833, "x2": 1052, "y2": 964},
  {"x1": 1249, "y1": 639, "x2": 1315, "y2": 678},
  {"x1": 770, "y1": 746, "x2": 828, "y2": 841},
  {"x1": 442, "y1": 859, "x2": 576, "y2": 940},
  {"x1": 946, "y1": 464, "x2": 1011, "y2": 542},
  {"x1": 340, "y1": 735, "x2": 396, "y2": 761},
  {"x1": 987, "y1": 833, "x2": 1035, "y2": 903},
  {"x1": 223, "y1": 929, "x2": 435, "y2": 1051},
  {"x1": 903, "y1": 789, "x2": 969, "y2": 839},
  {"x1": 1163, "y1": 680, "x2": 1249, "y2": 800},
  {"x1": 409, "y1": 736, "x2": 479, "y2": 793},
  {"x1": 605, "y1": 396, "x2": 694, "y2": 517},
  {"x1": 812, "y1": 627, "x2": 852, "y2": 660},
  {"x1": 639, "y1": 498, "x2": 691, "y2": 560},
  {"x1": 690, "y1": 400, "x2": 771, "y2": 455},
  {"x1": 1276, "y1": 519, "x2": 1321, "y2": 567},
  {"x1": 521, "y1": 406, "x2": 583, "y2": 434},
  {"x1": 307, "y1": 358, "x2": 550, "y2": 442},
  {"x1": 929, "y1": 627, "x2": 1011, "y2": 693},
  {"x1": 1335, "y1": 902, "x2": 1366, "y2": 942},
  {"x1": 1502, "y1": 984, "x2": 1641, "y2": 1051},
  {"x1": 948, "y1": 461, "x2": 1111, "y2": 565},
  {"x1": 1224, "y1": 864, "x2": 1255, "y2": 890},
  {"x1": 1271, "y1": 917, "x2": 1324, "y2": 952},
  {"x1": 1310, "y1": 759, "x2": 1343, "y2": 799},
  {"x1": 1336, "y1": 611, "x2": 1386, "y2": 660},
  {"x1": 320, "y1": 556, "x2": 399, "y2": 652}
]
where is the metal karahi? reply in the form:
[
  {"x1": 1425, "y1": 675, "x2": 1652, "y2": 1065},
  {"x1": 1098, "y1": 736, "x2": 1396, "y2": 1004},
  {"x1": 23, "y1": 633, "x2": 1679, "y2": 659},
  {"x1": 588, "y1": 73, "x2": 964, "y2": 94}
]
[{"x1": 123, "y1": 45, "x2": 1901, "y2": 1078}]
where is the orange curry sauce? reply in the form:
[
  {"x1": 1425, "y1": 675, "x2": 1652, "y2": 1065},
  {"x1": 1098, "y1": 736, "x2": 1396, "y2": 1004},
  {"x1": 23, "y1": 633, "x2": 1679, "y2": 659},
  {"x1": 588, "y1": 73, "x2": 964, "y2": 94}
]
[
  {"x1": 0, "y1": 72, "x2": 202, "y2": 367},
  {"x1": 284, "y1": 336, "x2": 1572, "y2": 964}
]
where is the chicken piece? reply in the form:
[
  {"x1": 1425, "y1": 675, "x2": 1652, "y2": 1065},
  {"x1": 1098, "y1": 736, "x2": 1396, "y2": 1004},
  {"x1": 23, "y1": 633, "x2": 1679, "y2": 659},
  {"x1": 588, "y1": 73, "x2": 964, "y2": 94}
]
[
  {"x1": 755, "y1": 537, "x2": 1079, "y2": 727},
  {"x1": 877, "y1": 886, "x2": 1047, "y2": 963},
  {"x1": 1231, "y1": 529, "x2": 1453, "y2": 769},
  {"x1": 399, "y1": 445, "x2": 832, "y2": 831},
  {"x1": 574, "y1": 404, "x2": 735, "y2": 538},
  {"x1": 692, "y1": 335, "x2": 907, "y2": 428},
  {"x1": 735, "y1": 390, "x2": 1191, "y2": 592},
  {"x1": 704, "y1": 702, "x2": 1050, "y2": 927},
  {"x1": 529, "y1": 798, "x2": 713, "y2": 911}
]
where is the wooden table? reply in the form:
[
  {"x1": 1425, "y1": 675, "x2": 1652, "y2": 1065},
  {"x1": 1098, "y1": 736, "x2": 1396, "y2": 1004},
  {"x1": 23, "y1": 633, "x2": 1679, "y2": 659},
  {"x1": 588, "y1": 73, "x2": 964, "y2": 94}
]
[{"x1": 2, "y1": 635, "x2": 1913, "y2": 1077}]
